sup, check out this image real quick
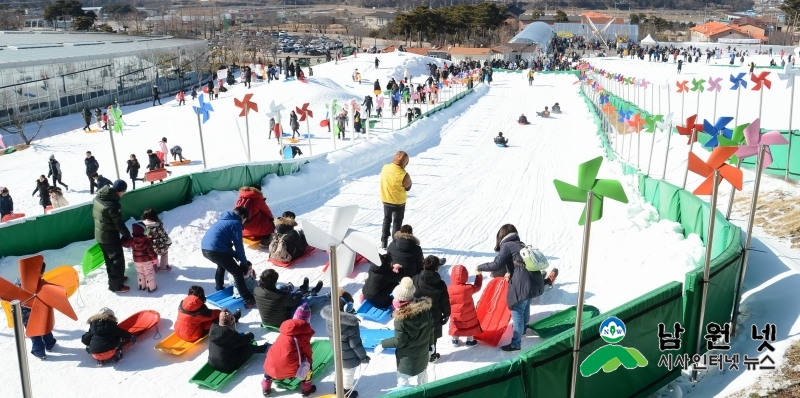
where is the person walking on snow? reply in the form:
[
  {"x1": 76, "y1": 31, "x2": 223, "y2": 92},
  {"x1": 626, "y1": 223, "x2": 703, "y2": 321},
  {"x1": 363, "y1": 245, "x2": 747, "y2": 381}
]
[
  {"x1": 152, "y1": 85, "x2": 162, "y2": 106},
  {"x1": 85, "y1": 151, "x2": 99, "y2": 194},
  {"x1": 362, "y1": 95, "x2": 373, "y2": 119},
  {"x1": 379, "y1": 151, "x2": 412, "y2": 249},
  {"x1": 92, "y1": 180, "x2": 132, "y2": 293},
  {"x1": 448, "y1": 265, "x2": 482, "y2": 347},
  {"x1": 177, "y1": 90, "x2": 186, "y2": 106},
  {"x1": 126, "y1": 154, "x2": 141, "y2": 190},
  {"x1": 375, "y1": 57, "x2": 380, "y2": 69},
  {"x1": 94, "y1": 107, "x2": 102, "y2": 130},
  {"x1": 81, "y1": 107, "x2": 92, "y2": 131},
  {"x1": 32, "y1": 176, "x2": 51, "y2": 212},
  {"x1": 47, "y1": 155, "x2": 68, "y2": 190}
]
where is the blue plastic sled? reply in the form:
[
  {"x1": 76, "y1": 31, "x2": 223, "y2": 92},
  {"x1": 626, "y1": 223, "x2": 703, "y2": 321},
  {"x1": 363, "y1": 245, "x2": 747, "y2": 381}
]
[
  {"x1": 301, "y1": 133, "x2": 315, "y2": 139},
  {"x1": 206, "y1": 286, "x2": 245, "y2": 312},
  {"x1": 281, "y1": 132, "x2": 291, "y2": 137},
  {"x1": 359, "y1": 328, "x2": 394, "y2": 353},
  {"x1": 356, "y1": 300, "x2": 392, "y2": 323},
  {"x1": 495, "y1": 143, "x2": 507, "y2": 148},
  {"x1": 283, "y1": 146, "x2": 293, "y2": 160}
]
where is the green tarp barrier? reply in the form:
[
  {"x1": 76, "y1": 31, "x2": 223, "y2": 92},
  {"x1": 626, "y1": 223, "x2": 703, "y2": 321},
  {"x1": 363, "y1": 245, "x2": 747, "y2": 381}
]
[
  {"x1": 385, "y1": 359, "x2": 527, "y2": 398},
  {"x1": 122, "y1": 176, "x2": 192, "y2": 221}
]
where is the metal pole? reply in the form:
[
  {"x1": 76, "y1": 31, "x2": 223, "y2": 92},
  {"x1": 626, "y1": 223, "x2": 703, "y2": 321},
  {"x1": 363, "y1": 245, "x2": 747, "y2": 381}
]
[
  {"x1": 682, "y1": 130, "x2": 697, "y2": 189},
  {"x1": 11, "y1": 300, "x2": 32, "y2": 398},
  {"x1": 712, "y1": 89, "x2": 718, "y2": 122},
  {"x1": 730, "y1": 145, "x2": 766, "y2": 337},
  {"x1": 734, "y1": 89, "x2": 741, "y2": 127},
  {"x1": 108, "y1": 127, "x2": 120, "y2": 181},
  {"x1": 245, "y1": 104, "x2": 251, "y2": 162},
  {"x1": 787, "y1": 79, "x2": 795, "y2": 182},
  {"x1": 647, "y1": 129, "x2": 656, "y2": 175},
  {"x1": 328, "y1": 244, "x2": 345, "y2": 398},
  {"x1": 691, "y1": 170, "x2": 720, "y2": 383},
  {"x1": 306, "y1": 118, "x2": 312, "y2": 156},
  {"x1": 196, "y1": 113, "x2": 208, "y2": 169},
  {"x1": 627, "y1": 128, "x2": 633, "y2": 163},
  {"x1": 569, "y1": 190, "x2": 594, "y2": 398},
  {"x1": 637, "y1": 131, "x2": 641, "y2": 169},
  {"x1": 758, "y1": 86, "x2": 765, "y2": 121},
  {"x1": 662, "y1": 124, "x2": 673, "y2": 180},
  {"x1": 725, "y1": 158, "x2": 743, "y2": 219}
]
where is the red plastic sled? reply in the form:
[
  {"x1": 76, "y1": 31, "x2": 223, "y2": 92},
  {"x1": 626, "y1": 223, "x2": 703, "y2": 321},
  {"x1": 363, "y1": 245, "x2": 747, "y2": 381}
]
[
  {"x1": 1, "y1": 213, "x2": 25, "y2": 222},
  {"x1": 118, "y1": 310, "x2": 161, "y2": 344},
  {"x1": 320, "y1": 119, "x2": 330, "y2": 127},
  {"x1": 44, "y1": 206, "x2": 53, "y2": 214},
  {"x1": 474, "y1": 278, "x2": 512, "y2": 347},
  {"x1": 144, "y1": 169, "x2": 168, "y2": 183},
  {"x1": 322, "y1": 253, "x2": 368, "y2": 278},
  {"x1": 269, "y1": 246, "x2": 315, "y2": 268}
]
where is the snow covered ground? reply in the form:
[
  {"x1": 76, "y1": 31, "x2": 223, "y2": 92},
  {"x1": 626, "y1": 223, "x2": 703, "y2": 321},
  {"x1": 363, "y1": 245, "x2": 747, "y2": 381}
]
[{"x1": 0, "y1": 53, "x2": 706, "y2": 397}]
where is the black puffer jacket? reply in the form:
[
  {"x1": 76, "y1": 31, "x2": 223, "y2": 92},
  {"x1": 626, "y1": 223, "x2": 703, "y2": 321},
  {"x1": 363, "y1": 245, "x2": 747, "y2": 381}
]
[
  {"x1": 253, "y1": 285, "x2": 302, "y2": 328},
  {"x1": 362, "y1": 254, "x2": 403, "y2": 310},
  {"x1": 85, "y1": 156, "x2": 99, "y2": 175},
  {"x1": 81, "y1": 313, "x2": 132, "y2": 354},
  {"x1": 207, "y1": 323, "x2": 255, "y2": 373},
  {"x1": 271, "y1": 217, "x2": 308, "y2": 260},
  {"x1": 412, "y1": 270, "x2": 451, "y2": 340},
  {"x1": 32, "y1": 179, "x2": 51, "y2": 207},
  {"x1": 92, "y1": 185, "x2": 130, "y2": 244},
  {"x1": 387, "y1": 231, "x2": 424, "y2": 278},
  {"x1": 320, "y1": 305, "x2": 368, "y2": 369}
]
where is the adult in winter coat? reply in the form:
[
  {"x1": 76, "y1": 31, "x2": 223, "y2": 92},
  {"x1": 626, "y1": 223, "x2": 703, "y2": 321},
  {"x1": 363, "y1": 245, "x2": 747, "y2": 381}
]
[
  {"x1": 152, "y1": 85, "x2": 162, "y2": 106},
  {"x1": 32, "y1": 175, "x2": 51, "y2": 211},
  {"x1": 93, "y1": 181, "x2": 131, "y2": 293},
  {"x1": 254, "y1": 269, "x2": 303, "y2": 328},
  {"x1": 234, "y1": 186, "x2": 275, "y2": 238},
  {"x1": 175, "y1": 285, "x2": 221, "y2": 342},
  {"x1": 262, "y1": 305, "x2": 316, "y2": 396},
  {"x1": 373, "y1": 79, "x2": 382, "y2": 96},
  {"x1": 85, "y1": 151, "x2": 100, "y2": 194},
  {"x1": 353, "y1": 110, "x2": 362, "y2": 133},
  {"x1": 380, "y1": 151, "x2": 412, "y2": 249},
  {"x1": 81, "y1": 107, "x2": 92, "y2": 131},
  {"x1": 0, "y1": 187, "x2": 13, "y2": 218},
  {"x1": 362, "y1": 252, "x2": 403, "y2": 309},
  {"x1": 94, "y1": 108, "x2": 102, "y2": 129},
  {"x1": 289, "y1": 110, "x2": 300, "y2": 138},
  {"x1": 263, "y1": 211, "x2": 308, "y2": 259},
  {"x1": 200, "y1": 207, "x2": 255, "y2": 308},
  {"x1": 387, "y1": 224, "x2": 424, "y2": 277},
  {"x1": 447, "y1": 264, "x2": 482, "y2": 346},
  {"x1": 81, "y1": 307, "x2": 132, "y2": 366},
  {"x1": 376, "y1": 278, "x2": 434, "y2": 387},
  {"x1": 320, "y1": 291, "x2": 369, "y2": 397},
  {"x1": 362, "y1": 95, "x2": 373, "y2": 118},
  {"x1": 47, "y1": 155, "x2": 68, "y2": 190},
  {"x1": 208, "y1": 310, "x2": 268, "y2": 373},
  {"x1": 375, "y1": 57, "x2": 380, "y2": 69},
  {"x1": 126, "y1": 155, "x2": 140, "y2": 190},
  {"x1": 477, "y1": 224, "x2": 544, "y2": 351},
  {"x1": 412, "y1": 255, "x2": 450, "y2": 361}
]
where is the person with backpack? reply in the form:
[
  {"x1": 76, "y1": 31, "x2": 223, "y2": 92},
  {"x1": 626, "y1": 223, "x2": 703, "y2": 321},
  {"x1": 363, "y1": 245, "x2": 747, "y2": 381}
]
[
  {"x1": 477, "y1": 224, "x2": 558, "y2": 352},
  {"x1": 262, "y1": 211, "x2": 308, "y2": 261},
  {"x1": 262, "y1": 303, "x2": 317, "y2": 397},
  {"x1": 412, "y1": 255, "x2": 450, "y2": 363},
  {"x1": 253, "y1": 269, "x2": 322, "y2": 328},
  {"x1": 234, "y1": 185, "x2": 275, "y2": 239}
]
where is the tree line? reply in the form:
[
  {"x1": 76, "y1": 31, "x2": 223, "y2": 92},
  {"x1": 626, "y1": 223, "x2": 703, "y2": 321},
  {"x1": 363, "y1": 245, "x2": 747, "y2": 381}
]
[{"x1": 392, "y1": 3, "x2": 508, "y2": 48}]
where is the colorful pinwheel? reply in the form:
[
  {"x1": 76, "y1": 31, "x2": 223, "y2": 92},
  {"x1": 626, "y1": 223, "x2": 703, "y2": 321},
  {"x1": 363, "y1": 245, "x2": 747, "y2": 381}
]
[
  {"x1": 108, "y1": 105, "x2": 124, "y2": 133},
  {"x1": 707, "y1": 77, "x2": 722, "y2": 92},
  {"x1": 736, "y1": 118, "x2": 789, "y2": 169},
  {"x1": 702, "y1": 117, "x2": 734, "y2": 148},
  {"x1": 626, "y1": 113, "x2": 645, "y2": 132},
  {"x1": 751, "y1": 72, "x2": 771, "y2": 91},
  {"x1": 691, "y1": 78, "x2": 706, "y2": 93},
  {"x1": 688, "y1": 146, "x2": 743, "y2": 195},
  {"x1": 233, "y1": 93, "x2": 258, "y2": 117},
  {"x1": 296, "y1": 103, "x2": 313, "y2": 121},
  {"x1": 778, "y1": 62, "x2": 798, "y2": 89},
  {"x1": 639, "y1": 78, "x2": 651, "y2": 89},
  {"x1": 676, "y1": 80, "x2": 689, "y2": 93},
  {"x1": 676, "y1": 115, "x2": 704, "y2": 144},
  {"x1": 193, "y1": 93, "x2": 214, "y2": 123},
  {"x1": 656, "y1": 113, "x2": 674, "y2": 132},
  {"x1": 553, "y1": 156, "x2": 629, "y2": 226},
  {"x1": 618, "y1": 109, "x2": 632, "y2": 123},
  {"x1": 644, "y1": 114, "x2": 663, "y2": 133},
  {"x1": 730, "y1": 73, "x2": 748, "y2": 90}
]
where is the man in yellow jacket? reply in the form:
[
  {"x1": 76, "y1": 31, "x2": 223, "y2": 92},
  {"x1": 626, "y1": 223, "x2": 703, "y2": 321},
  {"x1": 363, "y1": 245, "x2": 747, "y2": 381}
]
[{"x1": 380, "y1": 151, "x2": 412, "y2": 249}]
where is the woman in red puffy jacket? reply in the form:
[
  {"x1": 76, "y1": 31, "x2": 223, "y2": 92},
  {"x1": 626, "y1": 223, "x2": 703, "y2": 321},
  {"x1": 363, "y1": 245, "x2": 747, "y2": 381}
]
[
  {"x1": 234, "y1": 185, "x2": 275, "y2": 238},
  {"x1": 447, "y1": 265, "x2": 483, "y2": 347},
  {"x1": 175, "y1": 286, "x2": 222, "y2": 342}
]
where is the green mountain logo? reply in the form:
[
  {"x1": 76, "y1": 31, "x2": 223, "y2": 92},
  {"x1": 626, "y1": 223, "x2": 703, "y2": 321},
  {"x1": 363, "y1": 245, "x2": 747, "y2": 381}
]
[{"x1": 580, "y1": 316, "x2": 648, "y2": 377}]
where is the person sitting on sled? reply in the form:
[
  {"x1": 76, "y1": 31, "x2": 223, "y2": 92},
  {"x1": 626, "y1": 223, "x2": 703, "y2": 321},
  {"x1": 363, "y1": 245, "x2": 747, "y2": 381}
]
[
  {"x1": 234, "y1": 185, "x2": 275, "y2": 239},
  {"x1": 81, "y1": 307, "x2": 133, "y2": 366},
  {"x1": 494, "y1": 132, "x2": 508, "y2": 147},
  {"x1": 517, "y1": 114, "x2": 530, "y2": 125},
  {"x1": 175, "y1": 285, "x2": 239, "y2": 342},
  {"x1": 254, "y1": 269, "x2": 324, "y2": 329},
  {"x1": 551, "y1": 103, "x2": 561, "y2": 114},
  {"x1": 537, "y1": 106, "x2": 550, "y2": 118},
  {"x1": 262, "y1": 303, "x2": 317, "y2": 397},
  {"x1": 208, "y1": 309, "x2": 269, "y2": 373},
  {"x1": 361, "y1": 252, "x2": 403, "y2": 310},
  {"x1": 262, "y1": 211, "x2": 308, "y2": 260}
]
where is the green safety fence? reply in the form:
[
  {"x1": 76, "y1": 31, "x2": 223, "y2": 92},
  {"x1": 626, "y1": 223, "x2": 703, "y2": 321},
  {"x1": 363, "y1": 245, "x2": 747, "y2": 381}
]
[{"x1": 491, "y1": 69, "x2": 582, "y2": 77}]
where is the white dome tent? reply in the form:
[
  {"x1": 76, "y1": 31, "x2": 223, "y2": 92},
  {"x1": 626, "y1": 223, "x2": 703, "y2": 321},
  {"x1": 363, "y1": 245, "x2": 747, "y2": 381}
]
[{"x1": 640, "y1": 34, "x2": 658, "y2": 46}]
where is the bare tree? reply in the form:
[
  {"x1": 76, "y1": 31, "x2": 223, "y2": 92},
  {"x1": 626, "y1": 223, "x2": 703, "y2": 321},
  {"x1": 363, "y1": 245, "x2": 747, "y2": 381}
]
[{"x1": 0, "y1": 90, "x2": 51, "y2": 146}]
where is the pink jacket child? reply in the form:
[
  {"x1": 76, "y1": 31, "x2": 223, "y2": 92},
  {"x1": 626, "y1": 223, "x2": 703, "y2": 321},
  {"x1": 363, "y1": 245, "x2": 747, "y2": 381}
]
[{"x1": 131, "y1": 222, "x2": 158, "y2": 292}]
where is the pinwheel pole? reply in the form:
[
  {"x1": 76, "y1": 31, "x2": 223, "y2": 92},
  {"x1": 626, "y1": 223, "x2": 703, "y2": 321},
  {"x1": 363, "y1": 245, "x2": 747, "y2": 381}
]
[
  {"x1": 733, "y1": 87, "x2": 742, "y2": 127},
  {"x1": 661, "y1": 121, "x2": 674, "y2": 180},
  {"x1": 107, "y1": 125, "x2": 121, "y2": 180},
  {"x1": 569, "y1": 190, "x2": 594, "y2": 398},
  {"x1": 11, "y1": 300, "x2": 32, "y2": 398},
  {"x1": 682, "y1": 130, "x2": 697, "y2": 189},
  {"x1": 691, "y1": 169, "x2": 721, "y2": 382},
  {"x1": 195, "y1": 113, "x2": 208, "y2": 169},
  {"x1": 245, "y1": 104, "x2": 251, "y2": 162},
  {"x1": 725, "y1": 157, "x2": 743, "y2": 220},
  {"x1": 788, "y1": 79, "x2": 796, "y2": 182},
  {"x1": 328, "y1": 244, "x2": 346, "y2": 398}
]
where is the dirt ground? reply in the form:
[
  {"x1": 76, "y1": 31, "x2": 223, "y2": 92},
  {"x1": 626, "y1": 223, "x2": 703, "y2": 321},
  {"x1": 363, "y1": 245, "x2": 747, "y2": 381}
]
[
  {"x1": 727, "y1": 340, "x2": 800, "y2": 397},
  {"x1": 732, "y1": 187, "x2": 800, "y2": 249}
]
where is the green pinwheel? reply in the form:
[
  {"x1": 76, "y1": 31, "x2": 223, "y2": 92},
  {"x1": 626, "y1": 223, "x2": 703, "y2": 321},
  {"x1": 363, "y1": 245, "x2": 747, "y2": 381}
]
[
  {"x1": 691, "y1": 78, "x2": 706, "y2": 93},
  {"x1": 108, "y1": 105, "x2": 124, "y2": 134},
  {"x1": 644, "y1": 114, "x2": 663, "y2": 133},
  {"x1": 553, "y1": 156, "x2": 629, "y2": 226}
]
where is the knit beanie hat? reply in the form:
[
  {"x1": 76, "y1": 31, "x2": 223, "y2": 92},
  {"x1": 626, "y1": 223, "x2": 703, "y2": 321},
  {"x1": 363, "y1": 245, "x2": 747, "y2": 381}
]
[
  {"x1": 99, "y1": 307, "x2": 114, "y2": 317},
  {"x1": 219, "y1": 309, "x2": 235, "y2": 327},
  {"x1": 293, "y1": 302, "x2": 311, "y2": 322},
  {"x1": 112, "y1": 179, "x2": 128, "y2": 192},
  {"x1": 132, "y1": 222, "x2": 145, "y2": 237},
  {"x1": 392, "y1": 277, "x2": 416, "y2": 302}
]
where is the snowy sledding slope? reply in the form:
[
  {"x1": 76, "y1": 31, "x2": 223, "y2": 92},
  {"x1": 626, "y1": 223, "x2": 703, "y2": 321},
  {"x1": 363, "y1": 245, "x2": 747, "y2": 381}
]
[{"x1": 0, "y1": 70, "x2": 703, "y2": 397}]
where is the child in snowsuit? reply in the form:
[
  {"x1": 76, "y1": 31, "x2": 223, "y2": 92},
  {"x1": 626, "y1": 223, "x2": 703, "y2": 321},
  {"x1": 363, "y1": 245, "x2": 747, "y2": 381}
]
[
  {"x1": 191, "y1": 88, "x2": 198, "y2": 101},
  {"x1": 175, "y1": 285, "x2": 227, "y2": 342},
  {"x1": 142, "y1": 207, "x2": 172, "y2": 270},
  {"x1": 447, "y1": 265, "x2": 482, "y2": 347},
  {"x1": 177, "y1": 90, "x2": 186, "y2": 106},
  {"x1": 81, "y1": 307, "x2": 133, "y2": 366},
  {"x1": 412, "y1": 255, "x2": 450, "y2": 362},
  {"x1": 208, "y1": 309, "x2": 269, "y2": 373},
  {"x1": 131, "y1": 222, "x2": 158, "y2": 292},
  {"x1": 229, "y1": 261, "x2": 257, "y2": 299},
  {"x1": 262, "y1": 303, "x2": 317, "y2": 397},
  {"x1": 126, "y1": 154, "x2": 140, "y2": 190},
  {"x1": 375, "y1": 277, "x2": 434, "y2": 388},
  {"x1": 92, "y1": 173, "x2": 113, "y2": 191},
  {"x1": 321, "y1": 290, "x2": 369, "y2": 397},
  {"x1": 0, "y1": 187, "x2": 13, "y2": 218},
  {"x1": 48, "y1": 186, "x2": 69, "y2": 209},
  {"x1": 263, "y1": 211, "x2": 308, "y2": 260}
]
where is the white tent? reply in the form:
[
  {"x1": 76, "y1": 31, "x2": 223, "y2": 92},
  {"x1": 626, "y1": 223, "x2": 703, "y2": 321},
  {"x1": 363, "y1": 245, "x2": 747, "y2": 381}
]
[{"x1": 640, "y1": 34, "x2": 658, "y2": 46}]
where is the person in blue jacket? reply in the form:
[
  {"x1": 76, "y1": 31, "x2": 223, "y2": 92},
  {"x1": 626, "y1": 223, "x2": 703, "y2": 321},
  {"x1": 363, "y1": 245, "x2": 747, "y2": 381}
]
[{"x1": 201, "y1": 206, "x2": 256, "y2": 308}]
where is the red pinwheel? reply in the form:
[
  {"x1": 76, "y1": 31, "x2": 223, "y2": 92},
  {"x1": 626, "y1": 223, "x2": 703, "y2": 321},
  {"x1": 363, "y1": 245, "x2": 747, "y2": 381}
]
[
  {"x1": 676, "y1": 80, "x2": 689, "y2": 93},
  {"x1": 688, "y1": 146, "x2": 743, "y2": 195},
  {"x1": 296, "y1": 103, "x2": 313, "y2": 122},
  {"x1": 0, "y1": 255, "x2": 78, "y2": 337},
  {"x1": 736, "y1": 118, "x2": 789, "y2": 169},
  {"x1": 750, "y1": 72, "x2": 771, "y2": 91},
  {"x1": 676, "y1": 114, "x2": 704, "y2": 144},
  {"x1": 626, "y1": 113, "x2": 645, "y2": 132},
  {"x1": 233, "y1": 93, "x2": 258, "y2": 117}
]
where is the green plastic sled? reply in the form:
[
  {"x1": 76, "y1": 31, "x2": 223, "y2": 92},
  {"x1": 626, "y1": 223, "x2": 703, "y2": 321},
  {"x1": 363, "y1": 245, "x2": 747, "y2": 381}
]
[
  {"x1": 274, "y1": 340, "x2": 334, "y2": 390},
  {"x1": 82, "y1": 243, "x2": 106, "y2": 276},
  {"x1": 261, "y1": 323, "x2": 280, "y2": 332},
  {"x1": 189, "y1": 342, "x2": 258, "y2": 390},
  {"x1": 528, "y1": 305, "x2": 601, "y2": 339}
]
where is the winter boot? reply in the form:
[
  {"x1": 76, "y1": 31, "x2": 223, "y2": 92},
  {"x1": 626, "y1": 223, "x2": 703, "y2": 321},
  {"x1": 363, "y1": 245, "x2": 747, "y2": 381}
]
[
  {"x1": 344, "y1": 389, "x2": 359, "y2": 398},
  {"x1": 96, "y1": 360, "x2": 104, "y2": 367},
  {"x1": 545, "y1": 268, "x2": 559, "y2": 287},
  {"x1": 465, "y1": 339, "x2": 478, "y2": 347},
  {"x1": 301, "y1": 381, "x2": 316, "y2": 397},
  {"x1": 299, "y1": 277, "x2": 310, "y2": 293},
  {"x1": 261, "y1": 377, "x2": 272, "y2": 396},
  {"x1": 451, "y1": 339, "x2": 460, "y2": 347},
  {"x1": 234, "y1": 309, "x2": 242, "y2": 322},
  {"x1": 311, "y1": 281, "x2": 323, "y2": 295},
  {"x1": 46, "y1": 339, "x2": 57, "y2": 352},
  {"x1": 429, "y1": 352, "x2": 440, "y2": 362},
  {"x1": 380, "y1": 237, "x2": 388, "y2": 249}
]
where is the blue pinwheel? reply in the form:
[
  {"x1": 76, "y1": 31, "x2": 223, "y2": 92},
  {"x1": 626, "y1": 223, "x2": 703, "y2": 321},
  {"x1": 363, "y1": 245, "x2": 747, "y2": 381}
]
[
  {"x1": 703, "y1": 117, "x2": 734, "y2": 148},
  {"x1": 193, "y1": 93, "x2": 214, "y2": 123},
  {"x1": 617, "y1": 108, "x2": 632, "y2": 123},
  {"x1": 599, "y1": 94, "x2": 609, "y2": 105},
  {"x1": 730, "y1": 73, "x2": 748, "y2": 90}
]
